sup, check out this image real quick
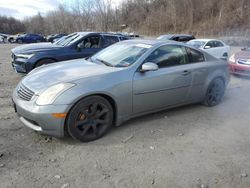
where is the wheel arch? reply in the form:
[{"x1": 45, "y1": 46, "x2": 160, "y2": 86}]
[
  {"x1": 64, "y1": 93, "x2": 118, "y2": 135},
  {"x1": 34, "y1": 57, "x2": 58, "y2": 68}
]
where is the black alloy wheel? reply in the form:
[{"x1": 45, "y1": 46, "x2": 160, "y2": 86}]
[
  {"x1": 66, "y1": 96, "x2": 113, "y2": 142},
  {"x1": 203, "y1": 78, "x2": 225, "y2": 106}
]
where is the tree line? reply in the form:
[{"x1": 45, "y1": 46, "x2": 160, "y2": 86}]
[{"x1": 1, "y1": 0, "x2": 250, "y2": 36}]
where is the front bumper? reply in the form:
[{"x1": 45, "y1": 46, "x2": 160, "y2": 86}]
[
  {"x1": 229, "y1": 62, "x2": 250, "y2": 76},
  {"x1": 11, "y1": 53, "x2": 34, "y2": 73},
  {"x1": 12, "y1": 90, "x2": 71, "y2": 138}
]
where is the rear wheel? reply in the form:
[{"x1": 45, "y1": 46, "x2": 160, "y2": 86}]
[
  {"x1": 222, "y1": 53, "x2": 228, "y2": 60},
  {"x1": 203, "y1": 78, "x2": 225, "y2": 106},
  {"x1": 35, "y1": 59, "x2": 55, "y2": 68},
  {"x1": 66, "y1": 96, "x2": 113, "y2": 142}
]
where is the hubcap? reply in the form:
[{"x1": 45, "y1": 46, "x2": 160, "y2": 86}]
[
  {"x1": 207, "y1": 82, "x2": 223, "y2": 105},
  {"x1": 75, "y1": 103, "x2": 109, "y2": 137}
]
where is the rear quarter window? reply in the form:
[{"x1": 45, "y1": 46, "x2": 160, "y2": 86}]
[{"x1": 186, "y1": 47, "x2": 205, "y2": 63}]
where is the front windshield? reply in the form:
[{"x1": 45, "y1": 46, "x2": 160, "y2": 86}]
[
  {"x1": 187, "y1": 41, "x2": 206, "y2": 48},
  {"x1": 54, "y1": 33, "x2": 83, "y2": 46},
  {"x1": 91, "y1": 43, "x2": 152, "y2": 67}
]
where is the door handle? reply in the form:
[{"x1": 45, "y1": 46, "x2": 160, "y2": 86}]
[{"x1": 181, "y1": 70, "x2": 191, "y2": 76}]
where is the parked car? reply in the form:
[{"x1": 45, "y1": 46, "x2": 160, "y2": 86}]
[
  {"x1": 229, "y1": 46, "x2": 250, "y2": 76},
  {"x1": 187, "y1": 39, "x2": 230, "y2": 60},
  {"x1": 8, "y1": 33, "x2": 26, "y2": 43},
  {"x1": 0, "y1": 33, "x2": 8, "y2": 43},
  {"x1": 12, "y1": 39, "x2": 230, "y2": 142},
  {"x1": 15, "y1": 34, "x2": 46, "y2": 44},
  {"x1": 0, "y1": 35, "x2": 4, "y2": 43},
  {"x1": 157, "y1": 34, "x2": 195, "y2": 42},
  {"x1": 47, "y1": 33, "x2": 67, "y2": 43},
  {"x1": 11, "y1": 32, "x2": 130, "y2": 73}
]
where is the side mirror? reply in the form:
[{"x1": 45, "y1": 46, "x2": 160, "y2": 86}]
[
  {"x1": 204, "y1": 46, "x2": 211, "y2": 49},
  {"x1": 141, "y1": 62, "x2": 159, "y2": 72}
]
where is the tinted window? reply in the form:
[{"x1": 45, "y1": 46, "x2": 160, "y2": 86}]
[
  {"x1": 144, "y1": 45, "x2": 188, "y2": 68},
  {"x1": 214, "y1": 41, "x2": 224, "y2": 47},
  {"x1": 78, "y1": 36, "x2": 100, "y2": 48},
  {"x1": 102, "y1": 36, "x2": 119, "y2": 48},
  {"x1": 119, "y1": 36, "x2": 129, "y2": 41},
  {"x1": 178, "y1": 36, "x2": 193, "y2": 42},
  {"x1": 205, "y1": 41, "x2": 214, "y2": 48},
  {"x1": 186, "y1": 47, "x2": 205, "y2": 63}
]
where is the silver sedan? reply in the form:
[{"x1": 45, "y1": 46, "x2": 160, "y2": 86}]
[{"x1": 12, "y1": 40, "x2": 230, "y2": 142}]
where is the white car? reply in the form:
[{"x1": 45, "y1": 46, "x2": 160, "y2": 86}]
[
  {"x1": 0, "y1": 36, "x2": 4, "y2": 43},
  {"x1": 187, "y1": 39, "x2": 230, "y2": 60}
]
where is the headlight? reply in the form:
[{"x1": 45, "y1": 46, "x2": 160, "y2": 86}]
[
  {"x1": 16, "y1": 53, "x2": 35, "y2": 59},
  {"x1": 36, "y1": 83, "x2": 75, "y2": 105},
  {"x1": 229, "y1": 54, "x2": 235, "y2": 63}
]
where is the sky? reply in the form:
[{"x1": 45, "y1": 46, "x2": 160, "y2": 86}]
[{"x1": 0, "y1": 0, "x2": 123, "y2": 20}]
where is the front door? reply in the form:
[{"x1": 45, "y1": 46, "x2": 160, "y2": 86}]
[{"x1": 133, "y1": 45, "x2": 192, "y2": 114}]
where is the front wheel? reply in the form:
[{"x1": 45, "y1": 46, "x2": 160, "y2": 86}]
[
  {"x1": 66, "y1": 96, "x2": 114, "y2": 142},
  {"x1": 203, "y1": 78, "x2": 225, "y2": 106},
  {"x1": 17, "y1": 39, "x2": 22, "y2": 44}
]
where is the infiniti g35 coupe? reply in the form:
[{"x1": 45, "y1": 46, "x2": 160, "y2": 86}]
[{"x1": 12, "y1": 40, "x2": 230, "y2": 142}]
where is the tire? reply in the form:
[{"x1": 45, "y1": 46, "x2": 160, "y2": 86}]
[
  {"x1": 8, "y1": 38, "x2": 14, "y2": 43},
  {"x1": 222, "y1": 53, "x2": 228, "y2": 60},
  {"x1": 203, "y1": 78, "x2": 225, "y2": 107},
  {"x1": 35, "y1": 59, "x2": 55, "y2": 68},
  {"x1": 66, "y1": 96, "x2": 114, "y2": 142},
  {"x1": 17, "y1": 39, "x2": 22, "y2": 44}
]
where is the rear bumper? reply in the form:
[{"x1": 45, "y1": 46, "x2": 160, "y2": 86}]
[{"x1": 229, "y1": 63, "x2": 250, "y2": 76}]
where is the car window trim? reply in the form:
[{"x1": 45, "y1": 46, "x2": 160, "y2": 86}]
[
  {"x1": 136, "y1": 44, "x2": 193, "y2": 71},
  {"x1": 186, "y1": 47, "x2": 206, "y2": 63}
]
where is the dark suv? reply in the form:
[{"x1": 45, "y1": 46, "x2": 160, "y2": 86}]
[
  {"x1": 11, "y1": 32, "x2": 130, "y2": 73},
  {"x1": 157, "y1": 34, "x2": 195, "y2": 42}
]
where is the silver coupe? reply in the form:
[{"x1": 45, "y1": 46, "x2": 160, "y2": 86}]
[{"x1": 12, "y1": 40, "x2": 230, "y2": 142}]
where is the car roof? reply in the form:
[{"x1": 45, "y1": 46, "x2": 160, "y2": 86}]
[{"x1": 75, "y1": 32, "x2": 125, "y2": 37}]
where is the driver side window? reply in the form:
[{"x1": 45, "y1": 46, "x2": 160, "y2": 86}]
[
  {"x1": 78, "y1": 36, "x2": 100, "y2": 49},
  {"x1": 205, "y1": 41, "x2": 214, "y2": 48},
  {"x1": 144, "y1": 45, "x2": 188, "y2": 68}
]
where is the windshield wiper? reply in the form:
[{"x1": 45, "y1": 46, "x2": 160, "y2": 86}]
[{"x1": 96, "y1": 58, "x2": 113, "y2": 67}]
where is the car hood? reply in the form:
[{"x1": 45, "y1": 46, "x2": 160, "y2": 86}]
[
  {"x1": 12, "y1": 42, "x2": 62, "y2": 54},
  {"x1": 235, "y1": 51, "x2": 250, "y2": 60},
  {"x1": 21, "y1": 59, "x2": 120, "y2": 93}
]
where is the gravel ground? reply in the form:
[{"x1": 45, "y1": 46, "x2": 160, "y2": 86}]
[{"x1": 0, "y1": 44, "x2": 250, "y2": 188}]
